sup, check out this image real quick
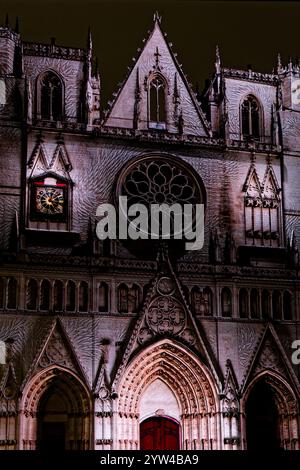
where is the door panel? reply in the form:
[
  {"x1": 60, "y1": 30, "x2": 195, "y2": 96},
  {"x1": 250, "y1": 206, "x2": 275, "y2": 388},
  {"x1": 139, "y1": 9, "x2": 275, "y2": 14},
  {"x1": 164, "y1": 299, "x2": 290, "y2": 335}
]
[{"x1": 140, "y1": 417, "x2": 180, "y2": 450}]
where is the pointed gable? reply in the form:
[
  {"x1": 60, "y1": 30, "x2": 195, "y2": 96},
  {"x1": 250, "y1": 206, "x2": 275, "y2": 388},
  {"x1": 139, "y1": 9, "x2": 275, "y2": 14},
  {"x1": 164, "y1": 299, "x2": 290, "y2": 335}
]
[
  {"x1": 241, "y1": 323, "x2": 300, "y2": 395},
  {"x1": 104, "y1": 16, "x2": 211, "y2": 137},
  {"x1": 21, "y1": 318, "x2": 88, "y2": 389},
  {"x1": 243, "y1": 164, "x2": 261, "y2": 199},
  {"x1": 262, "y1": 164, "x2": 280, "y2": 200},
  {"x1": 112, "y1": 247, "x2": 222, "y2": 389},
  {"x1": 28, "y1": 141, "x2": 49, "y2": 178},
  {"x1": 50, "y1": 143, "x2": 72, "y2": 179},
  {"x1": 28, "y1": 139, "x2": 72, "y2": 184}
]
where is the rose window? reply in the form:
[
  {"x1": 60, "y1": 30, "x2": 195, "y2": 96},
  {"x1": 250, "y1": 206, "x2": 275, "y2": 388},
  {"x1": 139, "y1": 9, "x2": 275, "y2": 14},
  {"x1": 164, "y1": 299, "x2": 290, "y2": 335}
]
[
  {"x1": 115, "y1": 155, "x2": 205, "y2": 254},
  {"x1": 120, "y1": 158, "x2": 201, "y2": 208}
]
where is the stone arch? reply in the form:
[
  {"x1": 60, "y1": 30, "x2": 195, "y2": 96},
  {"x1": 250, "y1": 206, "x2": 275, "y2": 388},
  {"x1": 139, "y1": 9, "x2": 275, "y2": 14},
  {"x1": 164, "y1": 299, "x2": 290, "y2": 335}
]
[
  {"x1": 19, "y1": 366, "x2": 91, "y2": 450},
  {"x1": 114, "y1": 339, "x2": 219, "y2": 450},
  {"x1": 241, "y1": 371, "x2": 299, "y2": 450}
]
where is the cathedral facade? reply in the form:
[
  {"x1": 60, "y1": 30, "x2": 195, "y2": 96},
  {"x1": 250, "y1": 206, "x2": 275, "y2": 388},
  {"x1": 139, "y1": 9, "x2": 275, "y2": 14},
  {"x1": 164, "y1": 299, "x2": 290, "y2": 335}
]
[{"x1": 0, "y1": 13, "x2": 299, "y2": 451}]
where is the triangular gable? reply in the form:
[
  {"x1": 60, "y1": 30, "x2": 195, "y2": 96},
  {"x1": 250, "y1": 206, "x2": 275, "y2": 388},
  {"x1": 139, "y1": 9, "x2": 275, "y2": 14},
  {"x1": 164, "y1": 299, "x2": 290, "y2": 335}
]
[
  {"x1": 262, "y1": 165, "x2": 281, "y2": 200},
  {"x1": 28, "y1": 142, "x2": 49, "y2": 178},
  {"x1": 112, "y1": 247, "x2": 222, "y2": 389},
  {"x1": 243, "y1": 164, "x2": 261, "y2": 199},
  {"x1": 21, "y1": 318, "x2": 88, "y2": 389},
  {"x1": 50, "y1": 143, "x2": 72, "y2": 178},
  {"x1": 240, "y1": 323, "x2": 300, "y2": 395},
  {"x1": 104, "y1": 15, "x2": 211, "y2": 137}
]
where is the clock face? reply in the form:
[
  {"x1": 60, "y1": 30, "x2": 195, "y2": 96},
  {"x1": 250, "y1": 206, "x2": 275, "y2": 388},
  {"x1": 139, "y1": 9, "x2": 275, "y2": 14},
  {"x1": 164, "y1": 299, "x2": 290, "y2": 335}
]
[
  {"x1": 292, "y1": 79, "x2": 300, "y2": 105},
  {"x1": 32, "y1": 184, "x2": 66, "y2": 220}
]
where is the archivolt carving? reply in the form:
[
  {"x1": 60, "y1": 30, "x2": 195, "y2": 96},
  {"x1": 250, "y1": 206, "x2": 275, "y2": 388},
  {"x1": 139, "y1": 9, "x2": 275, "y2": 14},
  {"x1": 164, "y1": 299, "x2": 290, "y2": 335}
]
[
  {"x1": 243, "y1": 371, "x2": 298, "y2": 416},
  {"x1": 21, "y1": 366, "x2": 90, "y2": 415},
  {"x1": 116, "y1": 340, "x2": 218, "y2": 416}
]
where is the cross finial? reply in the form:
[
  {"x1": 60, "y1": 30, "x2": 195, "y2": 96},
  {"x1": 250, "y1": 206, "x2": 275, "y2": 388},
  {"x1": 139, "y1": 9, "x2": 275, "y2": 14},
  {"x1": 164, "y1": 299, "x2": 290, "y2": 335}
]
[{"x1": 153, "y1": 11, "x2": 162, "y2": 24}]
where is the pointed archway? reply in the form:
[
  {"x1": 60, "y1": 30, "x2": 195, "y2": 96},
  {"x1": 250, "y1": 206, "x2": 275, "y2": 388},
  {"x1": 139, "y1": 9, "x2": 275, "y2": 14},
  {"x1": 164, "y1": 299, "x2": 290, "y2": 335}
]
[
  {"x1": 242, "y1": 372, "x2": 299, "y2": 450},
  {"x1": 113, "y1": 339, "x2": 219, "y2": 450},
  {"x1": 246, "y1": 379, "x2": 280, "y2": 450},
  {"x1": 19, "y1": 366, "x2": 91, "y2": 450}
]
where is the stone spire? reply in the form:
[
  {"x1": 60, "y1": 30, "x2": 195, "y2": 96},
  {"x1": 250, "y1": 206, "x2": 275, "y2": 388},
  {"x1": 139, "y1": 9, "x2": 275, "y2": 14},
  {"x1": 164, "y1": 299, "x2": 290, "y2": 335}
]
[
  {"x1": 215, "y1": 44, "x2": 221, "y2": 75},
  {"x1": 277, "y1": 53, "x2": 283, "y2": 74}
]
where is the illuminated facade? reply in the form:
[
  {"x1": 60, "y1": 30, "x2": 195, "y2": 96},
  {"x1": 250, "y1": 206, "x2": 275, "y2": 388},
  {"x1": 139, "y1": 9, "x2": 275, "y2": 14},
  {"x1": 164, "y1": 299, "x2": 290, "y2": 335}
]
[{"x1": 0, "y1": 14, "x2": 299, "y2": 450}]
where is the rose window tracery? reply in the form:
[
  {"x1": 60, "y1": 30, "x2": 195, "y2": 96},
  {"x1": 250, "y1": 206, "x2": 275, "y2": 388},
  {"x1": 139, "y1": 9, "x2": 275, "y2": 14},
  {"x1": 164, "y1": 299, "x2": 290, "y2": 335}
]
[{"x1": 121, "y1": 159, "x2": 199, "y2": 208}]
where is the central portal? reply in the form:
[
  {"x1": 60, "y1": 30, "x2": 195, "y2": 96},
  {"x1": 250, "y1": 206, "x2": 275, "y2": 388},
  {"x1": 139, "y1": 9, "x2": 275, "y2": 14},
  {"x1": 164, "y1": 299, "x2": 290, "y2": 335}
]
[{"x1": 140, "y1": 416, "x2": 180, "y2": 450}]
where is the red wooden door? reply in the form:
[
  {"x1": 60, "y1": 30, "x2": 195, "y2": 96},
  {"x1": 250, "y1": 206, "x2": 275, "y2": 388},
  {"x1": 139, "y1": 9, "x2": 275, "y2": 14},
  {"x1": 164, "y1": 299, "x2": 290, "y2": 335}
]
[{"x1": 140, "y1": 417, "x2": 180, "y2": 450}]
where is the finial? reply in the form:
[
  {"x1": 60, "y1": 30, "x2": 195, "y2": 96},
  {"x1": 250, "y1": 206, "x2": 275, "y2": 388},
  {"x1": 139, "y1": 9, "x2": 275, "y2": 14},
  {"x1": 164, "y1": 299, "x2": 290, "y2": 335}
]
[
  {"x1": 153, "y1": 11, "x2": 162, "y2": 24},
  {"x1": 277, "y1": 52, "x2": 282, "y2": 73},
  {"x1": 15, "y1": 16, "x2": 19, "y2": 34},
  {"x1": 5, "y1": 13, "x2": 9, "y2": 28},
  {"x1": 215, "y1": 45, "x2": 221, "y2": 74},
  {"x1": 87, "y1": 25, "x2": 92, "y2": 51},
  {"x1": 288, "y1": 57, "x2": 293, "y2": 72}
]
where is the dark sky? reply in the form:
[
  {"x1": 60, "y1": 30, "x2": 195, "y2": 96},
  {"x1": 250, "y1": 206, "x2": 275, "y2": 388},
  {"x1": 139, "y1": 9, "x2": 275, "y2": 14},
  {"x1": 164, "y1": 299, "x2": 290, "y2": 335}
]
[{"x1": 1, "y1": 1, "x2": 300, "y2": 107}]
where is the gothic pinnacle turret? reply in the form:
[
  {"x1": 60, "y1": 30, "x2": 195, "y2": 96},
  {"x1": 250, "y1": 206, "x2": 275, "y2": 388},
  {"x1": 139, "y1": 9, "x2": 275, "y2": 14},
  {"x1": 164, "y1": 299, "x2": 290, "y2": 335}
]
[{"x1": 215, "y1": 45, "x2": 221, "y2": 75}]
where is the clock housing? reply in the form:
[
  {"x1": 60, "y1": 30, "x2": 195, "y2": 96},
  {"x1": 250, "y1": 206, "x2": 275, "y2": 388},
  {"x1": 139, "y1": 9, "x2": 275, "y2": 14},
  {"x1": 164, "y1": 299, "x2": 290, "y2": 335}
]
[{"x1": 30, "y1": 176, "x2": 68, "y2": 222}]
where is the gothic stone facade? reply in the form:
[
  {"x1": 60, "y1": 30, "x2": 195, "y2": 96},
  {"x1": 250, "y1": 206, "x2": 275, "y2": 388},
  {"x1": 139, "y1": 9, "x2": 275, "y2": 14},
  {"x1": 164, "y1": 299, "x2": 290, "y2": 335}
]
[{"x1": 0, "y1": 15, "x2": 299, "y2": 450}]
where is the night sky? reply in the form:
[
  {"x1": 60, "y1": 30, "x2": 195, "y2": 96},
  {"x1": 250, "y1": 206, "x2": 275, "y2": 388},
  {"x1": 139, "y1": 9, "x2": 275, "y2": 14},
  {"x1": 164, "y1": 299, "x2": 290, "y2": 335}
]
[{"x1": 1, "y1": 1, "x2": 300, "y2": 108}]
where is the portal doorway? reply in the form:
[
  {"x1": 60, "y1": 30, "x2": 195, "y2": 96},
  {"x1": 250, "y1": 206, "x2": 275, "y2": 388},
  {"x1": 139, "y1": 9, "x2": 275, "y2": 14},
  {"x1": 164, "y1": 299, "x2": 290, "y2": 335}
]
[
  {"x1": 38, "y1": 386, "x2": 68, "y2": 450},
  {"x1": 140, "y1": 416, "x2": 180, "y2": 450},
  {"x1": 246, "y1": 380, "x2": 280, "y2": 450}
]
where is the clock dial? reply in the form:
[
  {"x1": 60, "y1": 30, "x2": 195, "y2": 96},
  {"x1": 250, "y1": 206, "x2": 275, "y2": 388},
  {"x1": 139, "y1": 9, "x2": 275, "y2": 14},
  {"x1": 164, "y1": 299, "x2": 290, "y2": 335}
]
[{"x1": 35, "y1": 186, "x2": 65, "y2": 216}]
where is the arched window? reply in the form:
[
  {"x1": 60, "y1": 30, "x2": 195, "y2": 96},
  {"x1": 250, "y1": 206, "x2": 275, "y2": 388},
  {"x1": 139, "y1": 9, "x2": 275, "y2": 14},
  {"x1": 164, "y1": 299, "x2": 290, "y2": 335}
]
[
  {"x1": 149, "y1": 76, "x2": 166, "y2": 127},
  {"x1": 250, "y1": 289, "x2": 260, "y2": 319},
  {"x1": 98, "y1": 282, "x2": 109, "y2": 312},
  {"x1": 39, "y1": 71, "x2": 63, "y2": 121},
  {"x1": 128, "y1": 284, "x2": 141, "y2": 313},
  {"x1": 221, "y1": 287, "x2": 232, "y2": 317},
  {"x1": 262, "y1": 290, "x2": 270, "y2": 319},
  {"x1": 241, "y1": 95, "x2": 260, "y2": 139},
  {"x1": 203, "y1": 287, "x2": 213, "y2": 316},
  {"x1": 53, "y1": 280, "x2": 64, "y2": 312},
  {"x1": 7, "y1": 277, "x2": 17, "y2": 309},
  {"x1": 40, "y1": 279, "x2": 51, "y2": 311},
  {"x1": 272, "y1": 290, "x2": 282, "y2": 320},
  {"x1": 66, "y1": 280, "x2": 76, "y2": 312},
  {"x1": 239, "y1": 288, "x2": 249, "y2": 319},
  {"x1": 26, "y1": 279, "x2": 38, "y2": 310},
  {"x1": 283, "y1": 291, "x2": 293, "y2": 320},
  {"x1": 191, "y1": 286, "x2": 203, "y2": 315},
  {"x1": 0, "y1": 277, "x2": 4, "y2": 309},
  {"x1": 118, "y1": 284, "x2": 128, "y2": 313},
  {"x1": 79, "y1": 281, "x2": 88, "y2": 312}
]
